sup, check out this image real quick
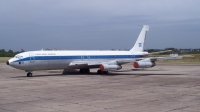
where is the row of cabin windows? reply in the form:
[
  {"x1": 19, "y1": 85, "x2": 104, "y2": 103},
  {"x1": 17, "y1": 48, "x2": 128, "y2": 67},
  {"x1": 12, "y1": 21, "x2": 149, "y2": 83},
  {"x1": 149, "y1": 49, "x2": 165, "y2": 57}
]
[{"x1": 33, "y1": 55, "x2": 136, "y2": 60}]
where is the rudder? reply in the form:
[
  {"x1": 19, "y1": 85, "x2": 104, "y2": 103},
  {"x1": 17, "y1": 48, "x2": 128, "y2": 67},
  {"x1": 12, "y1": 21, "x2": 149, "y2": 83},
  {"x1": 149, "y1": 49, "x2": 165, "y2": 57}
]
[{"x1": 130, "y1": 25, "x2": 149, "y2": 52}]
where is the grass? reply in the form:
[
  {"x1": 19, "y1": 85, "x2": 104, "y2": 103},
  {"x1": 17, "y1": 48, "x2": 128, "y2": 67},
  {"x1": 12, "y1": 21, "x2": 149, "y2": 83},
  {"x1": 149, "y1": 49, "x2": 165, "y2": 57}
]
[
  {"x1": 157, "y1": 54, "x2": 200, "y2": 64},
  {"x1": 0, "y1": 57, "x2": 11, "y2": 63}
]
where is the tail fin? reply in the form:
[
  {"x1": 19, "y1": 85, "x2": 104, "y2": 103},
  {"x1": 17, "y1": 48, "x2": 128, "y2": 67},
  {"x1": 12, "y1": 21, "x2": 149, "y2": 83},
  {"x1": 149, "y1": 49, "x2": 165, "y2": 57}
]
[{"x1": 130, "y1": 25, "x2": 149, "y2": 52}]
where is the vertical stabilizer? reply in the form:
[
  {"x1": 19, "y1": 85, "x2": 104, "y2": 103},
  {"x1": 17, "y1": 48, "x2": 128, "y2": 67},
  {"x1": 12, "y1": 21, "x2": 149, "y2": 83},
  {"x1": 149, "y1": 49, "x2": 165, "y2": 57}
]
[{"x1": 130, "y1": 25, "x2": 149, "y2": 52}]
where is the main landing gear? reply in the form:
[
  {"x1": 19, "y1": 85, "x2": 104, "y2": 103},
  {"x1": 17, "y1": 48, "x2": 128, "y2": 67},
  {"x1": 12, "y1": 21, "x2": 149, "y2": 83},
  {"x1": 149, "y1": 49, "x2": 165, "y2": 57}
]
[
  {"x1": 27, "y1": 72, "x2": 33, "y2": 77},
  {"x1": 79, "y1": 69, "x2": 90, "y2": 73},
  {"x1": 97, "y1": 70, "x2": 108, "y2": 74},
  {"x1": 79, "y1": 69, "x2": 108, "y2": 74}
]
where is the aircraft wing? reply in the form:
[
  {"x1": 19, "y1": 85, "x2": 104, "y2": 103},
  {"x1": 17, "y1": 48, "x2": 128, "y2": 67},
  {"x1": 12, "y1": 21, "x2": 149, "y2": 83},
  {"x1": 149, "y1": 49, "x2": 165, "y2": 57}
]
[
  {"x1": 68, "y1": 59, "x2": 137, "y2": 69},
  {"x1": 148, "y1": 55, "x2": 183, "y2": 61},
  {"x1": 147, "y1": 50, "x2": 172, "y2": 55},
  {"x1": 68, "y1": 55, "x2": 182, "y2": 69},
  {"x1": 135, "y1": 55, "x2": 183, "y2": 62}
]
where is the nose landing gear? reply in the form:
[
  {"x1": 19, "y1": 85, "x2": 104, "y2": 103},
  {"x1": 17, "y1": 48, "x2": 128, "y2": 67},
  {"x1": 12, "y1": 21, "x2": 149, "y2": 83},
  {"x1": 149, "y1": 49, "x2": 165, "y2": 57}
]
[
  {"x1": 27, "y1": 72, "x2": 33, "y2": 77},
  {"x1": 6, "y1": 61, "x2": 9, "y2": 65}
]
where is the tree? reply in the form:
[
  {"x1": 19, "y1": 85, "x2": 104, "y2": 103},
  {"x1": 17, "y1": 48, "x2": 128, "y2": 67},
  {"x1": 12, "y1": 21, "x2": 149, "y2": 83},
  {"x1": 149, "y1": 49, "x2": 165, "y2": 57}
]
[
  {"x1": 8, "y1": 49, "x2": 13, "y2": 53},
  {"x1": 0, "y1": 49, "x2": 6, "y2": 53}
]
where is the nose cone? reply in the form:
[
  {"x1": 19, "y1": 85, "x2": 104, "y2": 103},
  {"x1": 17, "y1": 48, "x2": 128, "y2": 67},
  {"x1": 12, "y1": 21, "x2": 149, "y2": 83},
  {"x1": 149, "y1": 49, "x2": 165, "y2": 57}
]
[{"x1": 6, "y1": 60, "x2": 9, "y2": 65}]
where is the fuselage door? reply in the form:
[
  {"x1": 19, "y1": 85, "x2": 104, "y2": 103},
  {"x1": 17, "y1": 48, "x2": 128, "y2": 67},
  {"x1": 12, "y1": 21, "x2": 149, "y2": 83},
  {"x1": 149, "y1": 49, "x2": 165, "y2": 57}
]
[
  {"x1": 81, "y1": 52, "x2": 85, "y2": 60},
  {"x1": 29, "y1": 53, "x2": 35, "y2": 63},
  {"x1": 82, "y1": 52, "x2": 90, "y2": 60}
]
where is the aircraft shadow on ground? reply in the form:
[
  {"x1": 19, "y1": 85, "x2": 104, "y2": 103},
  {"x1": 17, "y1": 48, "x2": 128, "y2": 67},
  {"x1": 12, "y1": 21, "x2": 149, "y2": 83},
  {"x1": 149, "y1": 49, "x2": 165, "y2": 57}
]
[
  {"x1": 11, "y1": 70, "x2": 185, "y2": 78},
  {"x1": 117, "y1": 69, "x2": 167, "y2": 72}
]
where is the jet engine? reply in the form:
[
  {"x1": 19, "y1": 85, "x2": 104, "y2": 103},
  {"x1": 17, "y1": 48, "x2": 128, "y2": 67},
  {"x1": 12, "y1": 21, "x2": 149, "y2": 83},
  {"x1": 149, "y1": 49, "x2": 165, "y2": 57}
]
[
  {"x1": 133, "y1": 58, "x2": 156, "y2": 68},
  {"x1": 100, "y1": 64, "x2": 122, "y2": 71}
]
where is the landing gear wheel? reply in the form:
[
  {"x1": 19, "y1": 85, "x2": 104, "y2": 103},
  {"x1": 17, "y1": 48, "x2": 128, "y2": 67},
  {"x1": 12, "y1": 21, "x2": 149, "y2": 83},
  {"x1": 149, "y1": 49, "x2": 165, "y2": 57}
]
[
  {"x1": 80, "y1": 69, "x2": 90, "y2": 74},
  {"x1": 97, "y1": 70, "x2": 108, "y2": 74},
  {"x1": 27, "y1": 72, "x2": 32, "y2": 77},
  {"x1": 86, "y1": 69, "x2": 90, "y2": 74},
  {"x1": 103, "y1": 71, "x2": 108, "y2": 74},
  {"x1": 97, "y1": 70, "x2": 102, "y2": 74},
  {"x1": 80, "y1": 69, "x2": 83, "y2": 73}
]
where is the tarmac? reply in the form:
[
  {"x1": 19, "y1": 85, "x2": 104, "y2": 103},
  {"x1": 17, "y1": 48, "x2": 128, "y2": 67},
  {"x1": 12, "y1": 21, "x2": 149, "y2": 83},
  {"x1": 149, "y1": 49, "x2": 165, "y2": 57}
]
[{"x1": 0, "y1": 63, "x2": 200, "y2": 112}]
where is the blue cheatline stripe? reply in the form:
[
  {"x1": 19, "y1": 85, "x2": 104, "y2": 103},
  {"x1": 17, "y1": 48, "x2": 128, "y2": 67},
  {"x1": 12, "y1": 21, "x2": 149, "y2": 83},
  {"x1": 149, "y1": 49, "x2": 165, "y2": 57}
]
[{"x1": 14, "y1": 55, "x2": 141, "y2": 62}]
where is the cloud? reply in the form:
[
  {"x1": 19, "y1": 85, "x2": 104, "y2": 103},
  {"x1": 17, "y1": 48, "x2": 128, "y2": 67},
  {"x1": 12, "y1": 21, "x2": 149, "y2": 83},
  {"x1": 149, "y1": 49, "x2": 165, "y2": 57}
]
[{"x1": 0, "y1": 0, "x2": 200, "y2": 51}]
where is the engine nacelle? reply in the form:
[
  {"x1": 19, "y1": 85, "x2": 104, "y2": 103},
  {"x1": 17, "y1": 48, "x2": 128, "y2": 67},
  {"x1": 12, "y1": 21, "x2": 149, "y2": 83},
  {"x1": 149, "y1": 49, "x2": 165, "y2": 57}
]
[
  {"x1": 100, "y1": 64, "x2": 122, "y2": 71},
  {"x1": 134, "y1": 61, "x2": 156, "y2": 68}
]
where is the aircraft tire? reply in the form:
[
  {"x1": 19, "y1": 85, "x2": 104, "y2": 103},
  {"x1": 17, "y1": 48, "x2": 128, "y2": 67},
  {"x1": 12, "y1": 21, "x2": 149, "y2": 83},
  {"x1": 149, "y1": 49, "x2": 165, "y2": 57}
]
[
  {"x1": 79, "y1": 69, "x2": 83, "y2": 73},
  {"x1": 97, "y1": 70, "x2": 102, "y2": 74},
  {"x1": 103, "y1": 71, "x2": 108, "y2": 74},
  {"x1": 97, "y1": 70, "x2": 108, "y2": 74},
  {"x1": 86, "y1": 69, "x2": 90, "y2": 74},
  {"x1": 80, "y1": 69, "x2": 90, "y2": 74},
  {"x1": 27, "y1": 73, "x2": 32, "y2": 77}
]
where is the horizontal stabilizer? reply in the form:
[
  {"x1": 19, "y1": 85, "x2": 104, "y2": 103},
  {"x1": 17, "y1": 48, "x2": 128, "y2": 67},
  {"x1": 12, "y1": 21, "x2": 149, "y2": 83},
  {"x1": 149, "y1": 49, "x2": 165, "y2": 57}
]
[{"x1": 147, "y1": 50, "x2": 172, "y2": 55}]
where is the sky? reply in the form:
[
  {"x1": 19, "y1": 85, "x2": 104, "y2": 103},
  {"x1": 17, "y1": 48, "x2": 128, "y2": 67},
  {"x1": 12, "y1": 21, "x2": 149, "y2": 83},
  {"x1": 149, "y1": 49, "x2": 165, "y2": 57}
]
[{"x1": 0, "y1": 0, "x2": 200, "y2": 51}]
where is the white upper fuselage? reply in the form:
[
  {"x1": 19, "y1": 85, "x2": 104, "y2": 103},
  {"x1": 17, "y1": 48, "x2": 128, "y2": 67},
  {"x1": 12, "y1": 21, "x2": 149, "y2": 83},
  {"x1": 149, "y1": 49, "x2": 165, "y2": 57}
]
[{"x1": 8, "y1": 50, "x2": 146, "y2": 71}]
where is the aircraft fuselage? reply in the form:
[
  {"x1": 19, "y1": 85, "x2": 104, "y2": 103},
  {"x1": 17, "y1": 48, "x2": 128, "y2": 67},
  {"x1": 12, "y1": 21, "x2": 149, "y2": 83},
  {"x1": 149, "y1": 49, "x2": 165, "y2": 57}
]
[{"x1": 7, "y1": 50, "x2": 143, "y2": 71}]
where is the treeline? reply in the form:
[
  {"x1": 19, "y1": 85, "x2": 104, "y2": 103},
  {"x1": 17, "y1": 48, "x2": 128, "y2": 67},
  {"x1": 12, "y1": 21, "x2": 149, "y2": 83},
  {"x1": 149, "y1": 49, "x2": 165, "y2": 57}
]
[
  {"x1": 0, "y1": 49, "x2": 23, "y2": 57},
  {"x1": 146, "y1": 48, "x2": 200, "y2": 54}
]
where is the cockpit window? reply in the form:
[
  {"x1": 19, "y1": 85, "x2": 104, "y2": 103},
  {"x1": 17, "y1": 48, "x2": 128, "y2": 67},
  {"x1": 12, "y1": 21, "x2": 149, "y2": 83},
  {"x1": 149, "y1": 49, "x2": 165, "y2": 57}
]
[{"x1": 14, "y1": 55, "x2": 23, "y2": 59}]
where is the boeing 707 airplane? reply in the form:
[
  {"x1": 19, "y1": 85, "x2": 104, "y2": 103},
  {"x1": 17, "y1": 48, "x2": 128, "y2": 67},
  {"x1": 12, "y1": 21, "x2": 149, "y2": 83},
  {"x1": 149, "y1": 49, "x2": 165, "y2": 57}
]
[{"x1": 7, "y1": 25, "x2": 182, "y2": 77}]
